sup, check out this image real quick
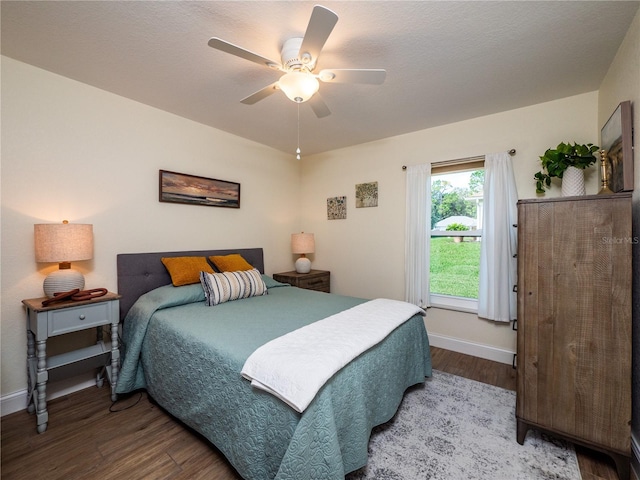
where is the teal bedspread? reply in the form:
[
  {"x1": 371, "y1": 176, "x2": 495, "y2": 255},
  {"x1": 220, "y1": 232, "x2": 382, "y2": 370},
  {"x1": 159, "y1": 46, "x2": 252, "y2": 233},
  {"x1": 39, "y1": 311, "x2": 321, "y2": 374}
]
[{"x1": 117, "y1": 280, "x2": 431, "y2": 480}]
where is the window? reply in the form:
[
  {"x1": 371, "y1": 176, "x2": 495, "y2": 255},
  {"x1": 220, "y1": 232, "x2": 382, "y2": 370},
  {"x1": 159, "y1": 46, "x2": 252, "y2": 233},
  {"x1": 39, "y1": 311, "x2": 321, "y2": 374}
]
[{"x1": 430, "y1": 163, "x2": 484, "y2": 312}]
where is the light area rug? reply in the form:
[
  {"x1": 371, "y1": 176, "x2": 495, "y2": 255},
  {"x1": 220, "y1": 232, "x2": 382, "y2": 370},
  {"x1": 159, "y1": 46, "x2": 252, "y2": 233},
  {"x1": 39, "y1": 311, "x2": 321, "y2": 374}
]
[{"x1": 346, "y1": 370, "x2": 582, "y2": 480}]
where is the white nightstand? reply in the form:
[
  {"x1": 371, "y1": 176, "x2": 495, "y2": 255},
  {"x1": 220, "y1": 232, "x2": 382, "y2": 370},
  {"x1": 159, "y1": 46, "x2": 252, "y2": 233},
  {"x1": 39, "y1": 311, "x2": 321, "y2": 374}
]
[{"x1": 22, "y1": 292, "x2": 120, "y2": 433}]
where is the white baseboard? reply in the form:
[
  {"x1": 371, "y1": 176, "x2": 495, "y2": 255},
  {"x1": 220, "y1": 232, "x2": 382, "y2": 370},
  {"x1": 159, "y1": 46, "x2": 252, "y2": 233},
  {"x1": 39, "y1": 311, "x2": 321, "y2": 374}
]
[
  {"x1": 1, "y1": 373, "x2": 98, "y2": 417},
  {"x1": 428, "y1": 332, "x2": 515, "y2": 365}
]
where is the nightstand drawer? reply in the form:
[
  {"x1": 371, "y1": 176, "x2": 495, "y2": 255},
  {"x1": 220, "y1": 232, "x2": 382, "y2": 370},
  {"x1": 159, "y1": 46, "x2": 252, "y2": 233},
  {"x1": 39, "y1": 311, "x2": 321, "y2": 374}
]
[
  {"x1": 297, "y1": 276, "x2": 330, "y2": 292},
  {"x1": 48, "y1": 302, "x2": 111, "y2": 336}
]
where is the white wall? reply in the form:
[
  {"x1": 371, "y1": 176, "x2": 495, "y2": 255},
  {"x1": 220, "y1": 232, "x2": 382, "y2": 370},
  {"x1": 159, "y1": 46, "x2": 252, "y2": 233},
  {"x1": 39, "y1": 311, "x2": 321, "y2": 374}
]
[
  {"x1": 300, "y1": 92, "x2": 600, "y2": 361},
  {"x1": 1, "y1": 57, "x2": 301, "y2": 398}
]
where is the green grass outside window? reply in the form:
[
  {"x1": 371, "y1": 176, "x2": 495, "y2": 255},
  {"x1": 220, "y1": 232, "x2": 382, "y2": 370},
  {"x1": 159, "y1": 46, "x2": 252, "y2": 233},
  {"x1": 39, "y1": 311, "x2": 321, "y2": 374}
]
[{"x1": 429, "y1": 237, "x2": 480, "y2": 299}]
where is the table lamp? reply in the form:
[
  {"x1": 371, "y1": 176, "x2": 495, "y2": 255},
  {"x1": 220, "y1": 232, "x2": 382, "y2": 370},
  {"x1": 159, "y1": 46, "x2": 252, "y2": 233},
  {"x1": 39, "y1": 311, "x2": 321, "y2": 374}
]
[
  {"x1": 291, "y1": 232, "x2": 315, "y2": 274},
  {"x1": 34, "y1": 221, "x2": 93, "y2": 297}
]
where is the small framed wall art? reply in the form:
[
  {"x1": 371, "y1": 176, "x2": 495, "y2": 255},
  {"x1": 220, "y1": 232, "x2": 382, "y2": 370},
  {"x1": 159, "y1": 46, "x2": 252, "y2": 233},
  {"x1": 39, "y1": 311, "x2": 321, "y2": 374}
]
[
  {"x1": 327, "y1": 196, "x2": 347, "y2": 220},
  {"x1": 159, "y1": 170, "x2": 240, "y2": 208},
  {"x1": 355, "y1": 181, "x2": 378, "y2": 208},
  {"x1": 601, "y1": 100, "x2": 633, "y2": 192}
]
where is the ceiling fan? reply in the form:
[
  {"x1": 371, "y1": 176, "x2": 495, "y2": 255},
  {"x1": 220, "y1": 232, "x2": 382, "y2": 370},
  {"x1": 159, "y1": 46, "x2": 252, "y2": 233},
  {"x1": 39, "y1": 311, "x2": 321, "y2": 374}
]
[{"x1": 208, "y1": 5, "x2": 386, "y2": 118}]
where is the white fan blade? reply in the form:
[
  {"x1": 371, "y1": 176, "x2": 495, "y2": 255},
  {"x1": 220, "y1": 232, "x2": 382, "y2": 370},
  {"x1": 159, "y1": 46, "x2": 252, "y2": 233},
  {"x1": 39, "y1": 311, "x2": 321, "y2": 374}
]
[
  {"x1": 208, "y1": 37, "x2": 281, "y2": 70},
  {"x1": 240, "y1": 82, "x2": 280, "y2": 105},
  {"x1": 308, "y1": 94, "x2": 331, "y2": 118},
  {"x1": 299, "y1": 6, "x2": 338, "y2": 64},
  {"x1": 318, "y1": 69, "x2": 386, "y2": 84}
]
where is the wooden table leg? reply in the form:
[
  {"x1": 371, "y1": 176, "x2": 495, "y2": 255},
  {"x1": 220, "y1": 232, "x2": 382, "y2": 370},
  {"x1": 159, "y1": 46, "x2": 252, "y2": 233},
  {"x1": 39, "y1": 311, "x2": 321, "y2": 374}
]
[
  {"x1": 35, "y1": 339, "x2": 48, "y2": 433},
  {"x1": 109, "y1": 323, "x2": 119, "y2": 402},
  {"x1": 26, "y1": 330, "x2": 35, "y2": 414}
]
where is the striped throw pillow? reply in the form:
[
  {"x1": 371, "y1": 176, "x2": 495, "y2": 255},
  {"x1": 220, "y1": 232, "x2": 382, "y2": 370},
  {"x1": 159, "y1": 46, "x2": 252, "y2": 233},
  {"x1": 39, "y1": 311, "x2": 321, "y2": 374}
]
[{"x1": 200, "y1": 268, "x2": 267, "y2": 306}]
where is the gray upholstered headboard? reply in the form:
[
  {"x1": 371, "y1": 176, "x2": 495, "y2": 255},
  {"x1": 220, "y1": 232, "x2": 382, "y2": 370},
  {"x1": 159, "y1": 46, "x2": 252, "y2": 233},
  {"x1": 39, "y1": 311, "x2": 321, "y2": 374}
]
[{"x1": 116, "y1": 248, "x2": 264, "y2": 322}]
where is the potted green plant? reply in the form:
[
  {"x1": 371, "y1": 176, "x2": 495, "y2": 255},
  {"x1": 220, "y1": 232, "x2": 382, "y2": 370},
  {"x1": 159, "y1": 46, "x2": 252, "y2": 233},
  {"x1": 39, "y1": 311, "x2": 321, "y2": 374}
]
[{"x1": 534, "y1": 142, "x2": 599, "y2": 195}]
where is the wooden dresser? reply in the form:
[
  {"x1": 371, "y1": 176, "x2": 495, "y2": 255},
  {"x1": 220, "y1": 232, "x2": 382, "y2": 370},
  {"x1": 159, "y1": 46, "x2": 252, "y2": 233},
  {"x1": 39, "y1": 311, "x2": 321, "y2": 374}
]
[{"x1": 515, "y1": 194, "x2": 632, "y2": 480}]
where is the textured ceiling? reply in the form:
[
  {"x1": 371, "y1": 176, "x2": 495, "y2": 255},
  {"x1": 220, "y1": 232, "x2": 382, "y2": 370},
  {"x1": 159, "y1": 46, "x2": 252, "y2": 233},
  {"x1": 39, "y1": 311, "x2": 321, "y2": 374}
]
[{"x1": 2, "y1": 1, "x2": 638, "y2": 156}]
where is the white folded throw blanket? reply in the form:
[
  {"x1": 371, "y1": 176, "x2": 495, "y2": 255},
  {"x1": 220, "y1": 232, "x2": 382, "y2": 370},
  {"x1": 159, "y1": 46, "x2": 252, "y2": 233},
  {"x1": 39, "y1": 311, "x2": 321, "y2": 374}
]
[{"x1": 241, "y1": 298, "x2": 425, "y2": 413}]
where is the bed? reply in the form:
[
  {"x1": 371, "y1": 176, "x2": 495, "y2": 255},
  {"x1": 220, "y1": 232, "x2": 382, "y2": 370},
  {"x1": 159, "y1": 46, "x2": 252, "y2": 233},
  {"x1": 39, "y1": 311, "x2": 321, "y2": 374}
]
[{"x1": 115, "y1": 248, "x2": 431, "y2": 480}]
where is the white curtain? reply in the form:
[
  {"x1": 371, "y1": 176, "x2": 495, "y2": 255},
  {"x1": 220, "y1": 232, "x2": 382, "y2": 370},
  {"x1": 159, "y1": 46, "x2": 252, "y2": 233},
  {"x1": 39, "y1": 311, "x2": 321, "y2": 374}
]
[
  {"x1": 404, "y1": 164, "x2": 431, "y2": 308},
  {"x1": 478, "y1": 152, "x2": 519, "y2": 322}
]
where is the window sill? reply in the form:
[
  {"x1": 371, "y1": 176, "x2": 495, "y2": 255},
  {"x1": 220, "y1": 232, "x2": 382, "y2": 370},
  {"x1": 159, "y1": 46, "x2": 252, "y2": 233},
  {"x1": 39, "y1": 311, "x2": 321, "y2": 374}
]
[{"x1": 429, "y1": 294, "x2": 478, "y2": 314}]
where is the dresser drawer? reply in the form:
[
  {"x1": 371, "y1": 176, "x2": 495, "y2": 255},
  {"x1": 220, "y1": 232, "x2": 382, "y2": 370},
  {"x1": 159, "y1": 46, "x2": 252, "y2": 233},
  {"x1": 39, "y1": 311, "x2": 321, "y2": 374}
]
[{"x1": 48, "y1": 302, "x2": 112, "y2": 336}]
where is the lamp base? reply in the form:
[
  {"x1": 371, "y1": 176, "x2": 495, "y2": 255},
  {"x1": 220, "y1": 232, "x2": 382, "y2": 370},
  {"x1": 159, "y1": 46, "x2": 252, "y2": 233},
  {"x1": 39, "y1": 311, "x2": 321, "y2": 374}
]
[
  {"x1": 295, "y1": 257, "x2": 311, "y2": 274},
  {"x1": 43, "y1": 269, "x2": 85, "y2": 297}
]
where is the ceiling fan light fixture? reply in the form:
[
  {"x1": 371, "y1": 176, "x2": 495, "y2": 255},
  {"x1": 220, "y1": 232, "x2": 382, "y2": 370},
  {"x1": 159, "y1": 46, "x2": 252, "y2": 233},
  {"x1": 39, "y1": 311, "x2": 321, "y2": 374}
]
[{"x1": 278, "y1": 71, "x2": 319, "y2": 103}]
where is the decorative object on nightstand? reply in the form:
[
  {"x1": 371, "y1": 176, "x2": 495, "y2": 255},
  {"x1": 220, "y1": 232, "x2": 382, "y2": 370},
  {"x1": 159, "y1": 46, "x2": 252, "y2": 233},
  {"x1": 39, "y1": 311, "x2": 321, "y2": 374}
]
[
  {"x1": 291, "y1": 232, "x2": 315, "y2": 273},
  {"x1": 22, "y1": 292, "x2": 120, "y2": 433},
  {"x1": 34, "y1": 221, "x2": 93, "y2": 297},
  {"x1": 273, "y1": 270, "x2": 330, "y2": 293}
]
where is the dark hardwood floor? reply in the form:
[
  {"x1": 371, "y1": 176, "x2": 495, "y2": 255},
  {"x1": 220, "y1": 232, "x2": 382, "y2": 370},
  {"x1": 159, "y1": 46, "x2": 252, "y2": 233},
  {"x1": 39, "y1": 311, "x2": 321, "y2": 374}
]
[{"x1": 1, "y1": 347, "x2": 620, "y2": 479}]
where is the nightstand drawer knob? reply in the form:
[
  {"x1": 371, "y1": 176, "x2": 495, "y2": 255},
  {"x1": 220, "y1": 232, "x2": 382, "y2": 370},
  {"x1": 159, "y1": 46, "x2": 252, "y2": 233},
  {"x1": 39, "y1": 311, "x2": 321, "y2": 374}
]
[{"x1": 79, "y1": 314, "x2": 86, "y2": 320}]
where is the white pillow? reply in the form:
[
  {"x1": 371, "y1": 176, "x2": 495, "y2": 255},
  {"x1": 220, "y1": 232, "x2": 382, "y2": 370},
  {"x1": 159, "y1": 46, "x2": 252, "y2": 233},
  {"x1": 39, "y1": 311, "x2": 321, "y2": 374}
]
[{"x1": 200, "y1": 268, "x2": 267, "y2": 306}]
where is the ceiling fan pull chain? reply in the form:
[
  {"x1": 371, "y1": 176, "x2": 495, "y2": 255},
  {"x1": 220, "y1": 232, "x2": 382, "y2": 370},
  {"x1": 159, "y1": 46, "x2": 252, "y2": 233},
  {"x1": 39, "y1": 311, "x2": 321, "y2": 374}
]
[{"x1": 296, "y1": 102, "x2": 301, "y2": 160}]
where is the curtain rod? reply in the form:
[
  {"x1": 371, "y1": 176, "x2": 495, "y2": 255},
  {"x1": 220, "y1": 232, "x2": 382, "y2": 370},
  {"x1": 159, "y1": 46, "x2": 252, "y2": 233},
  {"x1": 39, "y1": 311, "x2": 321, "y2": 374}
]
[{"x1": 402, "y1": 148, "x2": 516, "y2": 170}]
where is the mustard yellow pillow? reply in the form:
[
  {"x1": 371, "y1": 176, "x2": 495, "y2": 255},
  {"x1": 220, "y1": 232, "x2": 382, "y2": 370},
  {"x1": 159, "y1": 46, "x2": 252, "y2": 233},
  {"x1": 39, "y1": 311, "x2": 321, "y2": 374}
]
[
  {"x1": 209, "y1": 254, "x2": 254, "y2": 272},
  {"x1": 161, "y1": 256, "x2": 214, "y2": 286}
]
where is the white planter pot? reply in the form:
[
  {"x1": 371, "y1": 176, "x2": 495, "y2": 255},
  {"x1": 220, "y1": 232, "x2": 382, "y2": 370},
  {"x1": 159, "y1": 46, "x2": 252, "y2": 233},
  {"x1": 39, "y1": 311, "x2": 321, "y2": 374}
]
[{"x1": 561, "y1": 166, "x2": 585, "y2": 197}]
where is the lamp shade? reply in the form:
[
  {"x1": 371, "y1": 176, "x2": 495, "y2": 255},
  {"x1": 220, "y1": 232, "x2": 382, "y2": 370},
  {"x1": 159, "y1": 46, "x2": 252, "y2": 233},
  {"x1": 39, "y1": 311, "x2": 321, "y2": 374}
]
[
  {"x1": 291, "y1": 232, "x2": 314, "y2": 274},
  {"x1": 34, "y1": 222, "x2": 93, "y2": 263},
  {"x1": 278, "y1": 72, "x2": 319, "y2": 103},
  {"x1": 291, "y1": 233, "x2": 315, "y2": 254},
  {"x1": 34, "y1": 221, "x2": 93, "y2": 297}
]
